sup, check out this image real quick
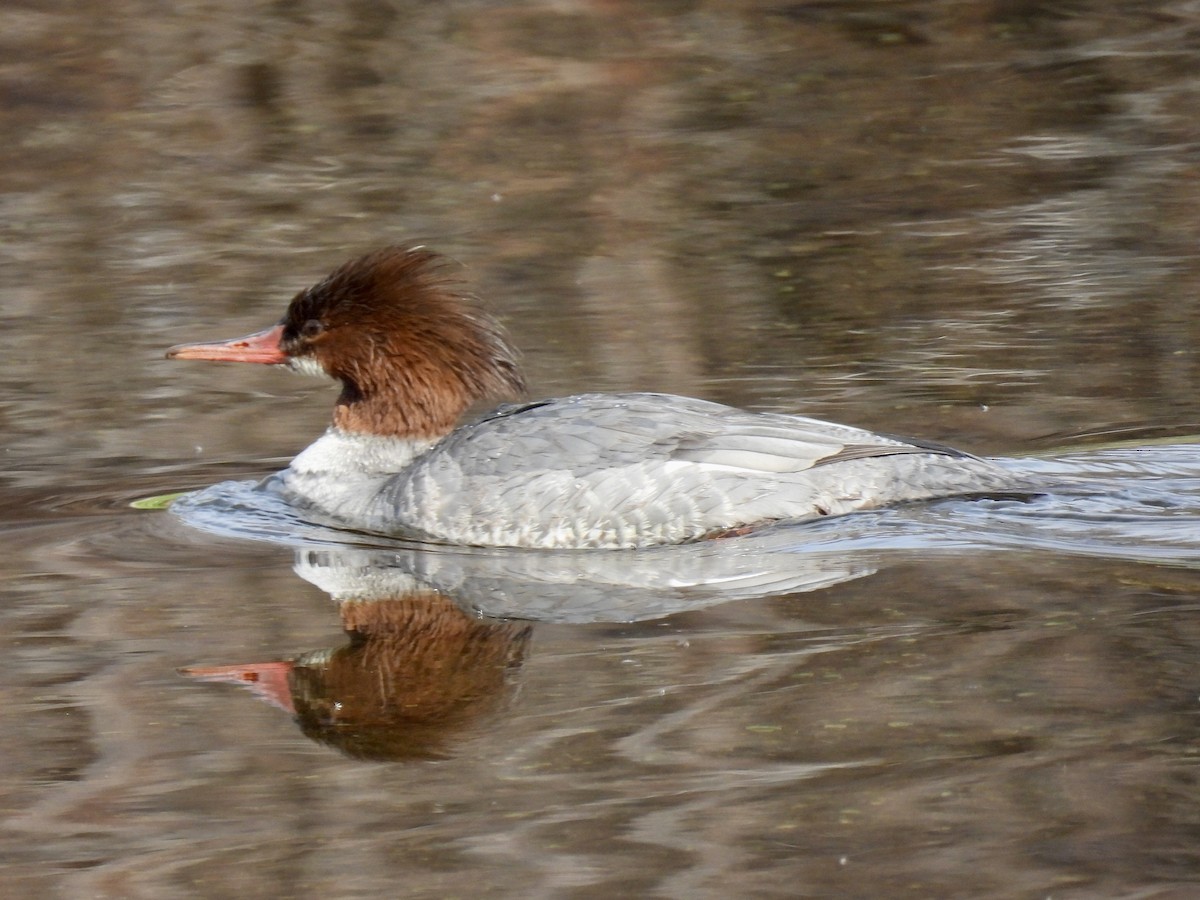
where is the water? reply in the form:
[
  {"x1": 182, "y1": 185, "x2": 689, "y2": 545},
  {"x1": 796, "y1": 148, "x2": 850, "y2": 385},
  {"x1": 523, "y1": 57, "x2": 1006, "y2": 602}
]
[{"x1": 5, "y1": 1, "x2": 1200, "y2": 896}]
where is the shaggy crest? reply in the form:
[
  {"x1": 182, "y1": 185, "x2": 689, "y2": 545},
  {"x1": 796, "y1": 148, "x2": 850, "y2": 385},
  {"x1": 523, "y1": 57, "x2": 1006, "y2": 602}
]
[{"x1": 280, "y1": 246, "x2": 526, "y2": 437}]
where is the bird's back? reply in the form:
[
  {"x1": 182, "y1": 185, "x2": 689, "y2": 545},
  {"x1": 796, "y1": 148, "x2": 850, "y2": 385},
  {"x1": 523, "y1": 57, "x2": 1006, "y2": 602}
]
[{"x1": 374, "y1": 393, "x2": 1019, "y2": 549}]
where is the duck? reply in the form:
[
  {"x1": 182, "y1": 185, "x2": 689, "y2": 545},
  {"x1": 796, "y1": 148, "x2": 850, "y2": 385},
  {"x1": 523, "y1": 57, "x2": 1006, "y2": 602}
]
[{"x1": 166, "y1": 246, "x2": 1021, "y2": 549}]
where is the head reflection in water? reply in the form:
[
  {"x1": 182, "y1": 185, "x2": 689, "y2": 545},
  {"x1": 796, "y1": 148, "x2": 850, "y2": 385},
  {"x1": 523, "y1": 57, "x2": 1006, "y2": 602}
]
[{"x1": 183, "y1": 593, "x2": 530, "y2": 762}]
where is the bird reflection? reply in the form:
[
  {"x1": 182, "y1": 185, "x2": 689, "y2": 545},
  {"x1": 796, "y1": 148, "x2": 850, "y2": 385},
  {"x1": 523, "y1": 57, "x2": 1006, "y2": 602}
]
[
  {"x1": 183, "y1": 591, "x2": 529, "y2": 761},
  {"x1": 181, "y1": 528, "x2": 876, "y2": 760}
]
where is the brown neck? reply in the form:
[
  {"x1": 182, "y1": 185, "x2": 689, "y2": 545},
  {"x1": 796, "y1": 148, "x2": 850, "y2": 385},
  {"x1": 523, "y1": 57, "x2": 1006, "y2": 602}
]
[{"x1": 332, "y1": 375, "x2": 470, "y2": 440}]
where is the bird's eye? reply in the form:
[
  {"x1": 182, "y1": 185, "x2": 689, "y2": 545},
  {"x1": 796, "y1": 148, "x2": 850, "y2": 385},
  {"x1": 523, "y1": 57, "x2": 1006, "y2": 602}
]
[{"x1": 300, "y1": 319, "x2": 324, "y2": 339}]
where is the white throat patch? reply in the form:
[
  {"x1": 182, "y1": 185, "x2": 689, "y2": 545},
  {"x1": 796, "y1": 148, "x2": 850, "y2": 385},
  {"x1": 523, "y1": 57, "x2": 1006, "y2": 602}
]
[{"x1": 287, "y1": 355, "x2": 330, "y2": 379}]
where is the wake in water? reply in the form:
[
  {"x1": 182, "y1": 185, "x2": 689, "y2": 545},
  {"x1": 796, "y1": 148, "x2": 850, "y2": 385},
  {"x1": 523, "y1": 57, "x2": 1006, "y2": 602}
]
[
  {"x1": 171, "y1": 443, "x2": 1200, "y2": 562},
  {"x1": 163, "y1": 443, "x2": 1200, "y2": 622}
]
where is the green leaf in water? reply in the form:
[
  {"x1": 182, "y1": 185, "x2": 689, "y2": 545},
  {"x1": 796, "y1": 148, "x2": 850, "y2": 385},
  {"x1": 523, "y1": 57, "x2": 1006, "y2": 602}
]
[{"x1": 130, "y1": 492, "x2": 188, "y2": 510}]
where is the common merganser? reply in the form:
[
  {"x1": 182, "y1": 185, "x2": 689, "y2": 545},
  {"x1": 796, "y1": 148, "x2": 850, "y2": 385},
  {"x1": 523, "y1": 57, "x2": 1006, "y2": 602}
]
[{"x1": 166, "y1": 246, "x2": 1021, "y2": 549}]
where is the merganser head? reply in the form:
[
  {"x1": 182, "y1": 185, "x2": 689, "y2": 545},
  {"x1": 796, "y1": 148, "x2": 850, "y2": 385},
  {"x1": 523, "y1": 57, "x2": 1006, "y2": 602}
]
[{"x1": 167, "y1": 246, "x2": 526, "y2": 439}]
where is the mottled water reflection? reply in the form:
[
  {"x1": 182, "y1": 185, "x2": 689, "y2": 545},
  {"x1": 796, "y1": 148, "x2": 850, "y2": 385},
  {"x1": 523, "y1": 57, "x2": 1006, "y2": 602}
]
[{"x1": 5, "y1": 0, "x2": 1200, "y2": 896}]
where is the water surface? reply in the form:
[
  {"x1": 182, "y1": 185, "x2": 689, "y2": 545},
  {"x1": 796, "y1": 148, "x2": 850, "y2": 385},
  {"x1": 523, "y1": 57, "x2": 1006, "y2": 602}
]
[{"x1": 4, "y1": 2, "x2": 1200, "y2": 896}]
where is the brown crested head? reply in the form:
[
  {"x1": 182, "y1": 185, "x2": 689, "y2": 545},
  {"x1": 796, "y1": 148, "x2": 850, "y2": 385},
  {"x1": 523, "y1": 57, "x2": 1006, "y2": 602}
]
[{"x1": 280, "y1": 246, "x2": 526, "y2": 439}]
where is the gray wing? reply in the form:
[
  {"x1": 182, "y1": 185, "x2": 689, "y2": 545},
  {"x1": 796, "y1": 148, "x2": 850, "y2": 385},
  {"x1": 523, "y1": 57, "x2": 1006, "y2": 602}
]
[
  {"x1": 448, "y1": 393, "x2": 947, "y2": 474},
  {"x1": 380, "y1": 393, "x2": 1013, "y2": 548}
]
